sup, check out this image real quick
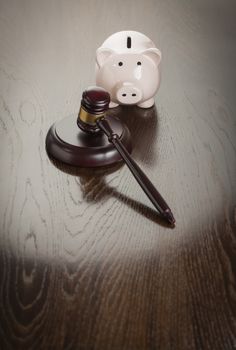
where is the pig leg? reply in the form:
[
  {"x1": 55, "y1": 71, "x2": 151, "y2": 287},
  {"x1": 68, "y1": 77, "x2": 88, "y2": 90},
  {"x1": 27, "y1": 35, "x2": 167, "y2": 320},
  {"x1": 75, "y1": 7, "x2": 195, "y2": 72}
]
[
  {"x1": 109, "y1": 101, "x2": 119, "y2": 108},
  {"x1": 138, "y1": 98, "x2": 155, "y2": 108}
]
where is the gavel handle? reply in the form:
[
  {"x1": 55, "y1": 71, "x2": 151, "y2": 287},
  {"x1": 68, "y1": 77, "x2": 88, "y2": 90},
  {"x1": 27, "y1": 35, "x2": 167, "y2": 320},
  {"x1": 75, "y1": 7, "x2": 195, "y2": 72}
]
[{"x1": 96, "y1": 117, "x2": 175, "y2": 225}]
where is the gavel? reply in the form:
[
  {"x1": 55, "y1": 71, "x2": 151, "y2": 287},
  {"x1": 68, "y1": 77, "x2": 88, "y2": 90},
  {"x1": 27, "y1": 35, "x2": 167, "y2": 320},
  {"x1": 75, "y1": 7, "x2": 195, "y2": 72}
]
[{"x1": 76, "y1": 86, "x2": 175, "y2": 225}]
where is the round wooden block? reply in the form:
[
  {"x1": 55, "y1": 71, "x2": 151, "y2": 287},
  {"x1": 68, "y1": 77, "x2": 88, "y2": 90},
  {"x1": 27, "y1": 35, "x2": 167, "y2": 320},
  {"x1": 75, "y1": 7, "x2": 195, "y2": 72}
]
[{"x1": 46, "y1": 115, "x2": 132, "y2": 167}]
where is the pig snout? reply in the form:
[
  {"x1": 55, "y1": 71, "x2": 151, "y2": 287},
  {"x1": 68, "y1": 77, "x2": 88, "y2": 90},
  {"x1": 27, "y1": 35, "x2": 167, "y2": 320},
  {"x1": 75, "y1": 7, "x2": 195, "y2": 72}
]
[{"x1": 115, "y1": 83, "x2": 142, "y2": 105}]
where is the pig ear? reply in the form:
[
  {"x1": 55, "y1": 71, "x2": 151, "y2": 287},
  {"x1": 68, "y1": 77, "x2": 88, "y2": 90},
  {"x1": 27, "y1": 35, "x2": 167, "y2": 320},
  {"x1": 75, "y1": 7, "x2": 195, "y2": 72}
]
[
  {"x1": 142, "y1": 48, "x2": 162, "y2": 67},
  {"x1": 96, "y1": 47, "x2": 115, "y2": 67}
]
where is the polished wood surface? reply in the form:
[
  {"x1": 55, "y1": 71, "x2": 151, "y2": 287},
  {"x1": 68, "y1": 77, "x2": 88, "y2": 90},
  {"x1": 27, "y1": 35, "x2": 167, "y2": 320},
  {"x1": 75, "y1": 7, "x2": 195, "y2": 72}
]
[{"x1": 0, "y1": 0, "x2": 236, "y2": 349}]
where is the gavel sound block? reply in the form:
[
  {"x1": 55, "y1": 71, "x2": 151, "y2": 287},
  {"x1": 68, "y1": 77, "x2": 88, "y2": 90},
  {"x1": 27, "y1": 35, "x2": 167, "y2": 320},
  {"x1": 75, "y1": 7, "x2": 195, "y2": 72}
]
[
  {"x1": 46, "y1": 86, "x2": 175, "y2": 225},
  {"x1": 46, "y1": 86, "x2": 132, "y2": 167}
]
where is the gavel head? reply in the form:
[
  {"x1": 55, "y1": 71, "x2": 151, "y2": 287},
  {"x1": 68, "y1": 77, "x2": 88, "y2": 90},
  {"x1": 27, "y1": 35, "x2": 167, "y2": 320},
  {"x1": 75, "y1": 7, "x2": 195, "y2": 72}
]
[{"x1": 77, "y1": 86, "x2": 110, "y2": 134}]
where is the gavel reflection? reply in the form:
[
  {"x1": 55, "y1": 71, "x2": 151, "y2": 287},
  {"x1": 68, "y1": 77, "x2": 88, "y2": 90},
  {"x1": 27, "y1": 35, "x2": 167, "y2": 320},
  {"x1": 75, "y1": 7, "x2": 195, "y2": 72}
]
[{"x1": 77, "y1": 86, "x2": 175, "y2": 225}]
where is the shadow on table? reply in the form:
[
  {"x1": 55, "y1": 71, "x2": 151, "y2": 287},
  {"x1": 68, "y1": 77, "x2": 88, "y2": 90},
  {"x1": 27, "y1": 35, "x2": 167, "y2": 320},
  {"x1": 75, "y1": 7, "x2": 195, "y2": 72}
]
[
  {"x1": 51, "y1": 158, "x2": 171, "y2": 228},
  {"x1": 49, "y1": 105, "x2": 171, "y2": 228}
]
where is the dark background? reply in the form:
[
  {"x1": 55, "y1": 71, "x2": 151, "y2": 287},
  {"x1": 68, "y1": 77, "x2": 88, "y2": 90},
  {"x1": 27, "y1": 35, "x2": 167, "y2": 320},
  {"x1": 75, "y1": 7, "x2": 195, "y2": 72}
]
[{"x1": 0, "y1": 0, "x2": 236, "y2": 349}]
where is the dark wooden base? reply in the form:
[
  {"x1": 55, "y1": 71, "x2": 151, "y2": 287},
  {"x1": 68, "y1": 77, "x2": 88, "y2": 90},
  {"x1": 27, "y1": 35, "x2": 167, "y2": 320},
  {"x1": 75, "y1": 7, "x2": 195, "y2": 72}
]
[{"x1": 45, "y1": 115, "x2": 132, "y2": 167}]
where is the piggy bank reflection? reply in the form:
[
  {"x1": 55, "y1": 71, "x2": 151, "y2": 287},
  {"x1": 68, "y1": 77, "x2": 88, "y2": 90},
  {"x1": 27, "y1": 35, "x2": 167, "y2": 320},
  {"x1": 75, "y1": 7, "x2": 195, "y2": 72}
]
[{"x1": 95, "y1": 30, "x2": 162, "y2": 109}]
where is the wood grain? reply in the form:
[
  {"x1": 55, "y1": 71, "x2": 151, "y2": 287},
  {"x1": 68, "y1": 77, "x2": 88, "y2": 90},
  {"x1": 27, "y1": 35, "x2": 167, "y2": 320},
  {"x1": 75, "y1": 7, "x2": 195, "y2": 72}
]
[{"x1": 0, "y1": 0, "x2": 236, "y2": 349}]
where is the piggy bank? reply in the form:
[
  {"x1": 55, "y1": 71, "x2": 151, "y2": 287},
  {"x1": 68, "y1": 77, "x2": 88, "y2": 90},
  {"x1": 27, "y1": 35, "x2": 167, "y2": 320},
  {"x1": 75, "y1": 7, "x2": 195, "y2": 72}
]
[{"x1": 95, "y1": 31, "x2": 162, "y2": 108}]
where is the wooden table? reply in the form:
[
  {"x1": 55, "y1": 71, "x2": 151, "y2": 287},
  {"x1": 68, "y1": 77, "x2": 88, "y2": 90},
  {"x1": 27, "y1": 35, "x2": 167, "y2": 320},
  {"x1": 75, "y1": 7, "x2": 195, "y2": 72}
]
[{"x1": 0, "y1": 1, "x2": 236, "y2": 349}]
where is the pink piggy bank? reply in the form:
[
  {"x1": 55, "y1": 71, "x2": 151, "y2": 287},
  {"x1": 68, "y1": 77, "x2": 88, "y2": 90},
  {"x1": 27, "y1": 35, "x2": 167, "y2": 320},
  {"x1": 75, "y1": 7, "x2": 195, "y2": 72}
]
[{"x1": 95, "y1": 31, "x2": 162, "y2": 108}]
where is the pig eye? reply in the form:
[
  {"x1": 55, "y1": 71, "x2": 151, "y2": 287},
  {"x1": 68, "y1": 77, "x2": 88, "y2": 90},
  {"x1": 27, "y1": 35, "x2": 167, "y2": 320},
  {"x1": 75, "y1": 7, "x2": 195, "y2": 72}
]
[
  {"x1": 118, "y1": 62, "x2": 123, "y2": 66},
  {"x1": 137, "y1": 61, "x2": 142, "y2": 65}
]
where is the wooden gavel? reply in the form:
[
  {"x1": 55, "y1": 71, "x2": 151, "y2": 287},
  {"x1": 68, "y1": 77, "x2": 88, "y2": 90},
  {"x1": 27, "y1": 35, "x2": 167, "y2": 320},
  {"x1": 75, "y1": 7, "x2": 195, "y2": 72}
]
[{"x1": 77, "y1": 86, "x2": 175, "y2": 225}]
